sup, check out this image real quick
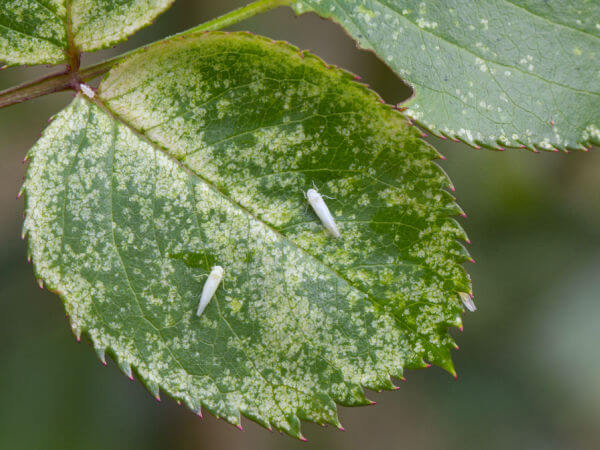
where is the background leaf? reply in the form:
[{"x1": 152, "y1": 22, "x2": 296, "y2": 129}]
[
  {"x1": 291, "y1": 0, "x2": 600, "y2": 151},
  {"x1": 24, "y1": 33, "x2": 470, "y2": 437},
  {"x1": 0, "y1": 0, "x2": 67, "y2": 65},
  {"x1": 0, "y1": 0, "x2": 174, "y2": 66},
  {"x1": 71, "y1": 0, "x2": 175, "y2": 52}
]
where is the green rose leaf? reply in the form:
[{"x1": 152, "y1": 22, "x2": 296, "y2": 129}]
[
  {"x1": 23, "y1": 33, "x2": 471, "y2": 438},
  {"x1": 292, "y1": 0, "x2": 600, "y2": 151},
  {"x1": 0, "y1": 0, "x2": 174, "y2": 66}
]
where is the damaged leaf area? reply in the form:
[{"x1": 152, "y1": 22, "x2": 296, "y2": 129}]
[
  {"x1": 0, "y1": 0, "x2": 174, "y2": 65},
  {"x1": 23, "y1": 33, "x2": 471, "y2": 438},
  {"x1": 292, "y1": 0, "x2": 600, "y2": 151},
  {"x1": 0, "y1": 0, "x2": 67, "y2": 65},
  {"x1": 71, "y1": 0, "x2": 175, "y2": 51}
]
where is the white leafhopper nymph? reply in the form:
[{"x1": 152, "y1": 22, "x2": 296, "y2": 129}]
[
  {"x1": 459, "y1": 292, "x2": 477, "y2": 312},
  {"x1": 196, "y1": 266, "x2": 224, "y2": 316},
  {"x1": 306, "y1": 188, "x2": 341, "y2": 238},
  {"x1": 79, "y1": 83, "x2": 95, "y2": 98}
]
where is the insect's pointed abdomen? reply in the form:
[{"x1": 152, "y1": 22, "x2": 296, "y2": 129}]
[
  {"x1": 197, "y1": 266, "x2": 224, "y2": 316},
  {"x1": 307, "y1": 188, "x2": 341, "y2": 238}
]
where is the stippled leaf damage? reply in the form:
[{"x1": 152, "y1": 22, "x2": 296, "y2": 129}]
[
  {"x1": 0, "y1": 0, "x2": 174, "y2": 66},
  {"x1": 23, "y1": 32, "x2": 471, "y2": 438}
]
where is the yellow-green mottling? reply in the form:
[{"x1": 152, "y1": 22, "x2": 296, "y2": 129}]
[
  {"x1": 24, "y1": 33, "x2": 471, "y2": 438},
  {"x1": 0, "y1": 0, "x2": 67, "y2": 65},
  {"x1": 0, "y1": 0, "x2": 174, "y2": 65},
  {"x1": 71, "y1": 0, "x2": 174, "y2": 51},
  {"x1": 292, "y1": 0, "x2": 600, "y2": 151}
]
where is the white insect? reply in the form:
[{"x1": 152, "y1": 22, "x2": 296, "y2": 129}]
[
  {"x1": 306, "y1": 188, "x2": 341, "y2": 238},
  {"x1": 196, "y1": 266, "x2": 224, "y2": 316},
  {"x1": 79, "y1": 83, "x2": 95, "y2": 98},
  {"x1": 459, "y1": 292, "x2": 477, "y2": 312}
]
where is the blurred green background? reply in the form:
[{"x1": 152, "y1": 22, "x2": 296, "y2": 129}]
[{"x1": 1, "y1": 1, "x2": 599, "y2": 449}]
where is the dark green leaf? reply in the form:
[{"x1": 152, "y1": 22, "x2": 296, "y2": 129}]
[{"x1": 292, "y1": 0, "x2": 600, "y2": 150}]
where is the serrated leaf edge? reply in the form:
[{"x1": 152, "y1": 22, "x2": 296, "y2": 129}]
[{"x1": 21, "y1": 32, "x2": 473, "y2": 439}]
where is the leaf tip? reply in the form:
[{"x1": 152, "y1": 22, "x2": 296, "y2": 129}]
[{"x1": 94, "y1": 345, "x2": 107, "y2": 366}]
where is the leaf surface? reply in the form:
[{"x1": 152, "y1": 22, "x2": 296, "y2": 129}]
[
  {"x1": 24, "y1": 33, "x2": 470, "y2": 437},
  {"x1": 71, "y1": 0, "x2": 174, "y2": 52},
  {"x1": 292, "y1": 0, "x2": 600, "y2": 150},
  {"x1": 0, "y1": 0, "x2": 67, "y2": 65},
  {"x1": 0, "y1": 0, "x2": 174, "y2": 65}
]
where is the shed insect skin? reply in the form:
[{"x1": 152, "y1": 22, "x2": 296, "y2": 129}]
[
  {"x1": 458, "y1": 292, "x2": 477, "y2": 312},
  {"x1": 196, "y1": 266, "x2": 224, "y2": 316},
  {"x1": 79, "y1": 83, "x2": 95, "y2": 99},
  {"x1": 306, "y1": 188, "x2": 341, "y2": 238}
]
